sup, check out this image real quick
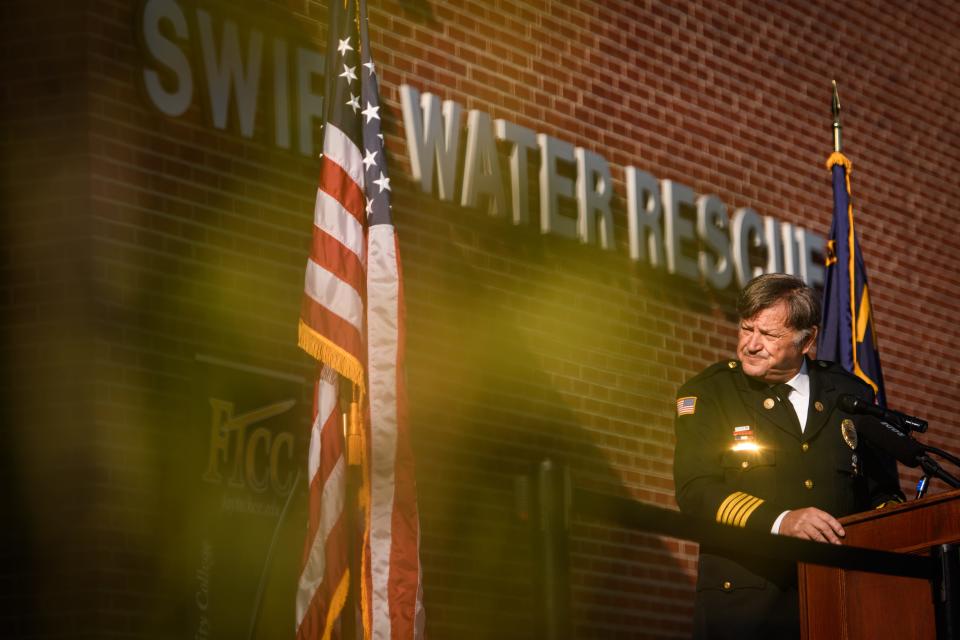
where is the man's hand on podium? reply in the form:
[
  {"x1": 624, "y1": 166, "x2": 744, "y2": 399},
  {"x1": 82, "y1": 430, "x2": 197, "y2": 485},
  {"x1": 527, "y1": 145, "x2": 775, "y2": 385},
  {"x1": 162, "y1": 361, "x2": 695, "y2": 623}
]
[{"x1": 780, "y1": 507, "x2": 846, "y2": 544}]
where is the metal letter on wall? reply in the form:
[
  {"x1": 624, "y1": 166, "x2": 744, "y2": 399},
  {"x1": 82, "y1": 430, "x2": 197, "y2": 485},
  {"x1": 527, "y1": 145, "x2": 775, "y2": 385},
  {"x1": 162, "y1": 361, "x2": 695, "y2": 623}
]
[
  {"x1": 576, "y1": 148, "x2": 614, "y2": 249},
  {"x1": 196, "y1": 10, "x2": 264, "y2": 138},
  {"x1": 731, "y1": 207, "x2": 765, "y2": 288},
  {"x1": 662, "y1": 180, "x2": 699, "y2": 280},
  {"x1": 400, "y1": 84, "x2": 462, "y2": 201},
  {"x1": 495, "y1": 119, "x2": 538, "y2": 226},
  {"x1": 141, "y1": 0, "x2": 194, "y2": 117},
  {"x1": 538, "y1": 134, "x2": 577, "y2": 240},
  {"x1": 697, "y1": 194, "x2": 733, "y2": 289},
  {"x1": 462, "y1": 110, "x2": 507, "y2": 217},
  {"x1": 626, "y1": 167, "x2": 664, "y2": 268}
]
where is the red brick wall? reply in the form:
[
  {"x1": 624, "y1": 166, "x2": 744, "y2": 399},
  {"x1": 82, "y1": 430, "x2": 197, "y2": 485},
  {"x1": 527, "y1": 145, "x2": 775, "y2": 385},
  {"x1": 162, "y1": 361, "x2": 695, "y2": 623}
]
[{"x1": 4, "y1": 0, "x2": 960, "y2": 638}]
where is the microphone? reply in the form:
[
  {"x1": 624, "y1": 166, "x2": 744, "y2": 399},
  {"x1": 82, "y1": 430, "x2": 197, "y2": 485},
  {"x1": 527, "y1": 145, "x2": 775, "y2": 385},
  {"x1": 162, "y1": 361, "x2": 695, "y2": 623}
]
[
  {"x1": 855, "y1": 416, "x2": 925, "y2": 468},
  {"x1": 838, "y1": 394, "x2": 928, "y2": 433}
]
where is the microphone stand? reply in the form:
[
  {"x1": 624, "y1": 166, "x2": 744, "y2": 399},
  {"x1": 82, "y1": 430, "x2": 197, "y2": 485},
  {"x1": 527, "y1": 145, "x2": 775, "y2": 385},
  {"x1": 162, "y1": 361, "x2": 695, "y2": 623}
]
[
  {"x1": 925, "y1": 444, "x2": 960, "y2": 470},
  {"x1": 883, "y1": 424, "x2": 960, "y2": 498},
  {"x1": 916, "y1": 453, "x2": 960, "y2": 499},
  {"x1": 861, "y1": 408, "x2": 960, "y2": 498}
]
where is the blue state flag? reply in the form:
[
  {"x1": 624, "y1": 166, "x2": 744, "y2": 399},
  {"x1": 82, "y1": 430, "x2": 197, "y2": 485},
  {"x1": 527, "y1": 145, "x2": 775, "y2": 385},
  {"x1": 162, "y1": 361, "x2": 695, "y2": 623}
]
[{"x1": 818, "y1": 152, "x2": 886, "y2": 406}]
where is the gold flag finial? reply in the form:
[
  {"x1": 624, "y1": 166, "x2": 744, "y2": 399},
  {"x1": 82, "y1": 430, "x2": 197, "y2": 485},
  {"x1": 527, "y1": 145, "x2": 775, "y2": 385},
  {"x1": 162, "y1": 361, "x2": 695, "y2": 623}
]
[{"x1": 832, "y1": 80, "x2": 842, "y2": 153}]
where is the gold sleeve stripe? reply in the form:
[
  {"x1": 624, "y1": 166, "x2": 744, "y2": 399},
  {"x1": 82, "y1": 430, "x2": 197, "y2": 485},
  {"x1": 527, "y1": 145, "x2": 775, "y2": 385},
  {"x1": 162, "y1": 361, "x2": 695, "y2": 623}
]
[
  {"x1": 727, "y1": 495, "x2": 756, "y2": 526},
  {"x1": 746, "y1": 497, "x2": 765, "y2": 524},
  {"x1": 715, "y1": 491, "x2": 765, "y2": 527},
  {"x1": 715, "y1": 492, "x2": 744, "y2": 523},
  {"x1": 723, "y1": 494, "x2": 758, "y2": 527},
  {"x1": 716, "y1": 492, "x2": 750, "y2": 523},
  {"x1": 731, "y1": 496, "x2": 763, "y2": 527}
]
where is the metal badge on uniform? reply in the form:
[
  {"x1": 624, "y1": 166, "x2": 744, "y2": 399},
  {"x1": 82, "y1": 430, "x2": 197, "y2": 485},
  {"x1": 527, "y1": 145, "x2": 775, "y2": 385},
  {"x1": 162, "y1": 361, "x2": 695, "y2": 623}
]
[
  {"x1": 677, "y1": 396, "x2": 697, "y2": 416},
  {"x1": 851, "y1": 452, "x2": 859, "y2": 474},
  {"x1": 763, "y1": 398, "x2": 775, "y2": 410},
  {"x1": 841, "y1": 418, "x2": 858, "y2": 449},
  {"x1": 814, "y1": 401, "x2": 824, "y2": 412}
]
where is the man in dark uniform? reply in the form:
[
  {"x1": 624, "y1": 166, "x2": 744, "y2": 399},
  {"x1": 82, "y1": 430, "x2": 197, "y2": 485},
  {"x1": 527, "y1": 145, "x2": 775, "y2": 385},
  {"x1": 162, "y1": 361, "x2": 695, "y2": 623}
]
[{"x1": 673, "y1": 274, "x2": 903, "y2": 639}]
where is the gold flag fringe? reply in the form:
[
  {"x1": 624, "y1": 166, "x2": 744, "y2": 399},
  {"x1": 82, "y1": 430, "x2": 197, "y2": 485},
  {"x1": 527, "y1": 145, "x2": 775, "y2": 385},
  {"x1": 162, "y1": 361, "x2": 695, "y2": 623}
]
[
  {"x1": 298, "y1": 318, "x2": 366, "y2": 395},
  {"x1": 825, "y1": 151, "x2": 852, "y2": 173}
]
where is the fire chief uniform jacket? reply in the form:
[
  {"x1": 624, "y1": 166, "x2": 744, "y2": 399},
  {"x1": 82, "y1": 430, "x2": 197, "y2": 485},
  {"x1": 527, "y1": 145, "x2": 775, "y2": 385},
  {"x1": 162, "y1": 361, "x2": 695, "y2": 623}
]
[{"x1": 673, "y1": 358, "x2": 903, "y2": 640}]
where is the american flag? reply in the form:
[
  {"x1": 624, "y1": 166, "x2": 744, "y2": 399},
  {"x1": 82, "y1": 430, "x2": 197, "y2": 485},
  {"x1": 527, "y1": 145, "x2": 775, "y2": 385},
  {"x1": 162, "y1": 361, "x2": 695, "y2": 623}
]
[
  {"x1": 676, "y1": 396, "x2": 697, "y2": 417},
  {"x1": 296, "y1": 1, "x2": 424, "y2": 638}
]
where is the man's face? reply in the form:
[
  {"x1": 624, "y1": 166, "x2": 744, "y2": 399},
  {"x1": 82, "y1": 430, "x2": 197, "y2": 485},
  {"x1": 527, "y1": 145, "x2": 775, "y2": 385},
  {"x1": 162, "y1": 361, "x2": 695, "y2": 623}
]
[{"x1": 737, "y1": 300, "x2": 816, "y2": 383}]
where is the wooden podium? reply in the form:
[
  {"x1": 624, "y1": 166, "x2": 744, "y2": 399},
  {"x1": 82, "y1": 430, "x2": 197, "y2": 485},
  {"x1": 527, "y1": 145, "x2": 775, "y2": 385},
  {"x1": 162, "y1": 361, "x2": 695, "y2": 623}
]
[{"x1": 799, "y1": 489, "x2": 960, "y2": 639}]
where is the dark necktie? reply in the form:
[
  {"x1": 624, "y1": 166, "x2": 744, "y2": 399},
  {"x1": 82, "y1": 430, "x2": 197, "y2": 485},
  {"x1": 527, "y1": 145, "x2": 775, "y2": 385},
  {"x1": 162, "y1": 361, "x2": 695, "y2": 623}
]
[{"x1": 773, "y1": 383, "x2": 802, "y2": 431}]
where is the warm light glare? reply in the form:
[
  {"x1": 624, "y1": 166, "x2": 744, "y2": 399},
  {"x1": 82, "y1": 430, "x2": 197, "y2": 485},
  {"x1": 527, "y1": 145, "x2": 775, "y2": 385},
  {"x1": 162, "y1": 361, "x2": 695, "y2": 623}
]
[{"x1": 731, "y1": 442, "x2": 760, "y2": 453}]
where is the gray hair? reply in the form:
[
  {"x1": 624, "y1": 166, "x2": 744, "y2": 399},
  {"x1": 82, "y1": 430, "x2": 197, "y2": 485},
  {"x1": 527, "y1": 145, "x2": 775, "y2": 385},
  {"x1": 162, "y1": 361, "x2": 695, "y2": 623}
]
[{"x1": 736, "y1": 273, "x2": 821, "y2": 345}]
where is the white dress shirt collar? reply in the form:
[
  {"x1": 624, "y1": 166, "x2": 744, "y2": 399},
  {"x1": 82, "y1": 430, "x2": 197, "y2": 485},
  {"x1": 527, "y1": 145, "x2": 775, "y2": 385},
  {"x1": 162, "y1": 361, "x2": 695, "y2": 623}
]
[{"x1": 783, "y1": 359, "x2": 810, "y2": 431}]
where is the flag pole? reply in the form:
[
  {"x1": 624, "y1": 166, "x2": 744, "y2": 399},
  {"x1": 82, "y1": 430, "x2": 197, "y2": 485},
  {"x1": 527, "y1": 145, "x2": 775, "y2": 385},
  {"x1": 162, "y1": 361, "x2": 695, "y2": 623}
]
[
  {"x1": 832, "y1": 80, "x2": 842, "y2": 153},
  {"x1": 339, "y1": 377, "x2": 364, "y2": 640}
]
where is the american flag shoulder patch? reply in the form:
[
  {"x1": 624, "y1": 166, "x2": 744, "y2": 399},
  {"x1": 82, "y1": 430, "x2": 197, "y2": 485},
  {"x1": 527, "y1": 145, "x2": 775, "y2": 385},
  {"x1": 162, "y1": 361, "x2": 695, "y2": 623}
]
[{"x1": 676, "y1": 396, "x2": 697, "y2": 416}]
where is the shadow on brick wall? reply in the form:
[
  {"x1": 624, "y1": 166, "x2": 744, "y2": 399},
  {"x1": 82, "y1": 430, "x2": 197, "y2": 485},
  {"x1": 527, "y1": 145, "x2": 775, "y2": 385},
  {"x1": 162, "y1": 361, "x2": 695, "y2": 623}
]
[{"x1": 404, "y1": 222, "x2": 694, "y2": 638}]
